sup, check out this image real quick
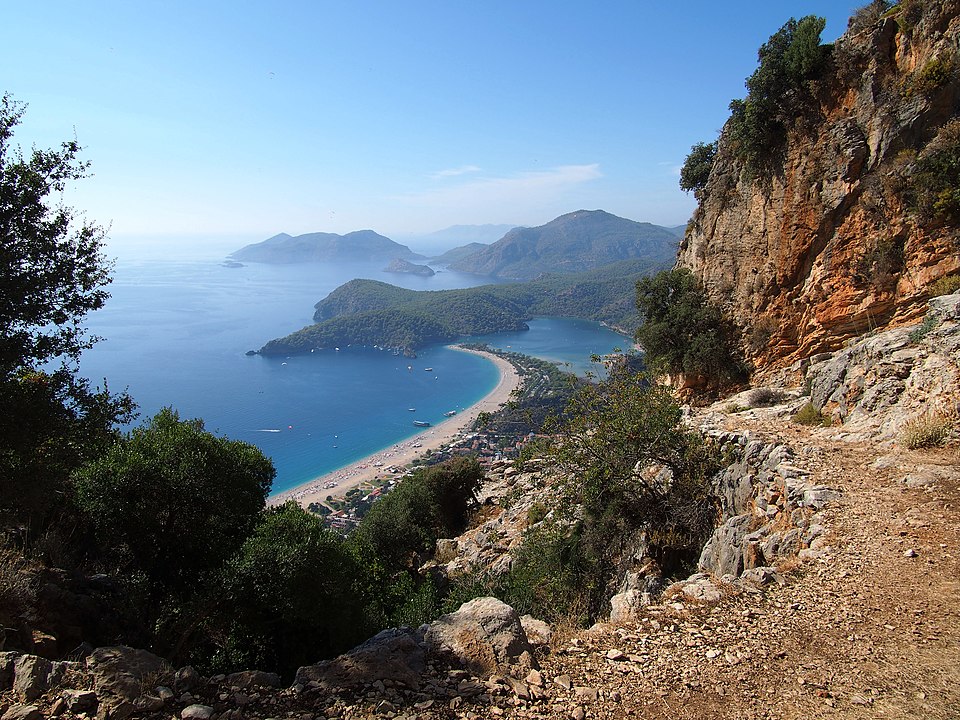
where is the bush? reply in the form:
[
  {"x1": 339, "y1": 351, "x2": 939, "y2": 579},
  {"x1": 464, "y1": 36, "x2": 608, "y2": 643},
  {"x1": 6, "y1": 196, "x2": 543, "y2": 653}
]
[
  {"x1": 726, "y1": 16, "x2": 830, "y2": 174},
  {"x1": 854, "y1": 236, "x2": 906, "y2": 290},
  {"x1": 792, "y1": 401, "x2": 830, "y2": 426},
  {"x1": 907, "y1": 54, "x2": 957, "y2": 97},
  {"x1": 501, "y1": 368, "x2": 723, "y2": 624},
  {"x1": 74, "y1": 408, "x2": 274, "y2": 596},
  {"x1": 848, "y1": 1, "x2": 893, "y2": 33},
  {"x1": 928, "y1": 274, "x2": 960, "y2": 297},
  {"x1": 909, "y1": 313, "x2": 938, "y2": 343},
  {"x1": 679, "y1": 141, "x2": 718, "y2": 198},
  {"x1": 635, "y1": 269, "x2": 748, "y2": 387},
  {"x1": 908, "y1": 119, "x2": 960, "y2": 225},
  {"x1": 748, "y1": 388, "x2": 790, "y2": 407},
  {"x1": 207, "y1": 503, "x2": 368, "y2": 679},
  {"x1": 900, "y1": 413, "x2": 953, "y2": 449}
]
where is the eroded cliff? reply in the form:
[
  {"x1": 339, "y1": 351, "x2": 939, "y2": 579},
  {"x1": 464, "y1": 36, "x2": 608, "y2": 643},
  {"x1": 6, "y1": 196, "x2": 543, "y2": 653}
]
[{"x1": 679, "y1": 1, "x2": 960, "y2": 372}]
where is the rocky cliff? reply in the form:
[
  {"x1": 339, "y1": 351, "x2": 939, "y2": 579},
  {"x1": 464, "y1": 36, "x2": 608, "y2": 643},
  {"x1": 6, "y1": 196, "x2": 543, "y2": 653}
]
[{"x1": 679, "y1": 1, "x2": 960, "y2": 372}]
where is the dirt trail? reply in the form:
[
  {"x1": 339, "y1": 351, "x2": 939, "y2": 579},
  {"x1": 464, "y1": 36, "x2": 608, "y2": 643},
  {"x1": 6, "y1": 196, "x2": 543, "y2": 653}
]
[{"x1": 529, "y1": 418, "x2": 960, "y2": 719}]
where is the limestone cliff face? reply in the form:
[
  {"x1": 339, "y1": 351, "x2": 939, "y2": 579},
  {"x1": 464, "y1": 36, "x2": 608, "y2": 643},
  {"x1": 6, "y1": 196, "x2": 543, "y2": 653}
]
[{"x1": 679, "y1": 2, "x2": 960, "y2": 372}]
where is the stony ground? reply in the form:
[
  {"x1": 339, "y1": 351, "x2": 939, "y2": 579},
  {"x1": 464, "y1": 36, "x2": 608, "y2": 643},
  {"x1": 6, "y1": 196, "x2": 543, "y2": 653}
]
[
  {"x1": 268, "y1": 413, "x2": 960, "y2": 720},
  {"x1": 3, "y1": 411, "x2": 957, "y2": 720}
]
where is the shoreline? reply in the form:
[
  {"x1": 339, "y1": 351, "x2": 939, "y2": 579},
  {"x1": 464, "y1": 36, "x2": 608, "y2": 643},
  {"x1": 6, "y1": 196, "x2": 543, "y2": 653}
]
[{"x1": 267, "y1": 345, "x2": 521, "y2": 509}]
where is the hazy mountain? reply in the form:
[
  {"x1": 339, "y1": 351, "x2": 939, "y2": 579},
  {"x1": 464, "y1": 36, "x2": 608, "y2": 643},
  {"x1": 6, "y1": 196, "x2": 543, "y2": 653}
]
[
  {"x1": 383, "y1": 258, "x2": 435, "y2": 276},
  {"x1": 398, "y1": 224, "x2": 517, "y2": 255},
  {"x1": 447, "y1": 210, "x2": 679, "y2": 280},
  {"x1": 230, "y1": 230, "x2": 423, "y2": 264},
  {"x1": 428, "y1": 242, "x2": 489, "y2": 265}
]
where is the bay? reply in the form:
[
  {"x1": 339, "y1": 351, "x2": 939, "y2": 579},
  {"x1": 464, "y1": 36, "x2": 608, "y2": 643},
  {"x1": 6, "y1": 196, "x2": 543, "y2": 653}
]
[{"x1": 78, "y1": 249, "x2": 632, "y2": 495}]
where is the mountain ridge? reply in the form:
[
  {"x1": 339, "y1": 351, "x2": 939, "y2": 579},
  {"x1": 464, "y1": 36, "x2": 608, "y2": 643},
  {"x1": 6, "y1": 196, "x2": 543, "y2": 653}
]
[
  {"x1": 230, "y1": 229, "x2": 423, "y2": 264},
  {"x1": 449, "y1": 209, "x2": 679, "y2": 280}
]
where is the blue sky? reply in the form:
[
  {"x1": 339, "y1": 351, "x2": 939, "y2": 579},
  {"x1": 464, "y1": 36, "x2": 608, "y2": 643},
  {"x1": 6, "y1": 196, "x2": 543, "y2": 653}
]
[{"x1": 3, "y1": 1, "x2": 861, "y2": 251}]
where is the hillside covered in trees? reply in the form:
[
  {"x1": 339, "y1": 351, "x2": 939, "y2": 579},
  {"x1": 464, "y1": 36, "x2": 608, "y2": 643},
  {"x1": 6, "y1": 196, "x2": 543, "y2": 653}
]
[{"x1": 259, "y1": 258, "x2": 664, "y2": 356}]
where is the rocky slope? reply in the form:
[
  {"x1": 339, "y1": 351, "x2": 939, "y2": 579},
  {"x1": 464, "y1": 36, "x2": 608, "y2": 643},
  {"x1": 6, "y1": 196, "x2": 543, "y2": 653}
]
[
  {"x1": 679, "y1": 1, "x2": 960, "y2": 371},
  {"x1": 5, "y1": 296, "x2": 955, "y2": 720}
]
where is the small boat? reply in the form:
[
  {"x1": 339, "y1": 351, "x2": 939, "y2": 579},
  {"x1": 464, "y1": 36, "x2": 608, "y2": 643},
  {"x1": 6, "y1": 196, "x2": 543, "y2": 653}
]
[
  {"x1": 444, "y1": 410, "x2": 457, "y2": 417},
  {"x1": 424, "y1": 367, "x2": 433, "y2": 371},
  {"x1": 413, "y1": 420, "x2": 431, "y2": 427},
  {"x1": 408, "y1": 408, "x2": 416, "y2": 412}
]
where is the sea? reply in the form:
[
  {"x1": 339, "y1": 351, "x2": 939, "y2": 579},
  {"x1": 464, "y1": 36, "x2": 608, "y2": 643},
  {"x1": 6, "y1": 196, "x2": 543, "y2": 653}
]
[{"x1": 78, "y1": 241, "x2": 631, "y2": 496}]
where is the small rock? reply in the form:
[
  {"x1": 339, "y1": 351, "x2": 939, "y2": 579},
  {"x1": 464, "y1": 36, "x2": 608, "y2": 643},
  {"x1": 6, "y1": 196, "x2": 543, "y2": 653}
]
[
  {"x1": 904, "y1": 548, "x2": 918, "y2": 558},
  {"x1": 605, "y1": 649, "x2": 627, "y2": 661},
  {"x1": 571, "y1": 707, "x2": 586, "y2": 720},
  {"x1": 555, "y1": 674, "x2": 573, "y2": 690},
  {"x1": 573, "y1": 686, "x2": 599, "y2": 702},
  {"x1": 181, "y1": 704, "x2": 215, "y2": 720}
]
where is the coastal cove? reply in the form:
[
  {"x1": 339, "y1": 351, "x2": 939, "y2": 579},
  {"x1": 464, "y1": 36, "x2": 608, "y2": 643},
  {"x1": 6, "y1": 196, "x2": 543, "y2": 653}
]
[{"x1": 78, "y1": 255, "x2": 631, "y2": 495}]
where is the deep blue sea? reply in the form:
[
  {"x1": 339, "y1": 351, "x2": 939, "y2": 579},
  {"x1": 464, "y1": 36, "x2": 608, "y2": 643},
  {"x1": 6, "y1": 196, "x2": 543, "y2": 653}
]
[{"x1": 78, "y1": 247, "x2": 629, "y2": 495}]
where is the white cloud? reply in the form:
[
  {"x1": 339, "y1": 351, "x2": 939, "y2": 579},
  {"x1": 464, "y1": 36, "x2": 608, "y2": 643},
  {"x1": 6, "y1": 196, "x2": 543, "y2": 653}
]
[
  {"x1": 386, "y1": 163, "x2": 603, "y2": 230},
  {"x1": 429, "y1": 165, "x2": 482, "y2": 179},
  {"x1": 403, "y1": 163, "x2": 602, "y2": 206}
]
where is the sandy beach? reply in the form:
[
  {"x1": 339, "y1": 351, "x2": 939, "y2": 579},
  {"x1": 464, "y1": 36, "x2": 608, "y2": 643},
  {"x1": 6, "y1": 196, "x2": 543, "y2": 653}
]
[{"x1": 268, "y1": 346, "x2": 521, "y2": 508}]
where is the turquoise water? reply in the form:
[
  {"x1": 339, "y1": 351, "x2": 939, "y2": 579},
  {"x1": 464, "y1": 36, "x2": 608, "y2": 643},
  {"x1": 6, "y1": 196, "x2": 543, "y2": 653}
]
[
  {"x1": 78, "y1": 254, "x2": 631, "y2": 495},
  {"x1": 472, "y1": 317, "x2": 631, "y2": 377}
]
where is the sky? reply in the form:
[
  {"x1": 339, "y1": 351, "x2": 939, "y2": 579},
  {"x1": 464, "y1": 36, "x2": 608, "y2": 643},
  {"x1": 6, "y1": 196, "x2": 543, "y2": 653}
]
[{"x1": 3, "y1": 1, "x2": 862, "y2": 254}]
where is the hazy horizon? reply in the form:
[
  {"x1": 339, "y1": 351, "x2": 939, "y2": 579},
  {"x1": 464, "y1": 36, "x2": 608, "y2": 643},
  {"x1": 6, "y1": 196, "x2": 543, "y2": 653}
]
[{"x1": 4, "y1": 1, "x2": 861, "y2": 254}]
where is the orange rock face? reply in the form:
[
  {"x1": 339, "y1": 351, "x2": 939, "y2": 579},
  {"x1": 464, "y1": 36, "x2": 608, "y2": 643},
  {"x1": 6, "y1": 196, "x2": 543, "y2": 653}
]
[{"x1": 678, "y1": 3, "x2": 960, "y2": 375}]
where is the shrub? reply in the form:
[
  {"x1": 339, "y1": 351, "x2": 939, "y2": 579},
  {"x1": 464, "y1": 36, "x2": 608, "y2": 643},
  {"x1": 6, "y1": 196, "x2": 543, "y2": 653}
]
[
  {"x1": 679, "y1": 141, "x2": 718, "y2": 198},
  {"x1": 792, "y1": 402, "x2": 830, "y2": 426},
  {"x1": 0, "y1": 543, "x2": 36, "y2": 631},
  {"x1": 502, "y1": 368, "x2": 723, "y2": 624},
  {"x1": 909, "y1": 313, "x2": 938, "y2": 343},
  {"x1": 208, "y1": 503, "x2": 368, "y2": 679},
  {"x1": 527, "y1": 502, "x2": 548, "y2": 526},
  {"x1": 908, "y1": 119, "x2": 960, "y2": 225},
  {"x1": 854, "y1": 236, "x2": 906, "y2": 290},
  {"x1": 900, "y1": 413, "x2": 953, "y2": 449},
  {"x1": 907, "y1": 54, "x2": 957, "y2": 97},
  {"x1": 726, "y1": 16, "x2": 830, "y2": 174},
  {"x1": 848, "y1": 0, "x2": 893, "y2": 33},
  {"x1": 748, "y1": 388, "x2": 790, "y2": 407},
  {"x1": 635, "y1": 269, "x2": 748, "y2": 388},
  {"x1": 928, "y1": 274, "x2": 960, "y2": 297}
]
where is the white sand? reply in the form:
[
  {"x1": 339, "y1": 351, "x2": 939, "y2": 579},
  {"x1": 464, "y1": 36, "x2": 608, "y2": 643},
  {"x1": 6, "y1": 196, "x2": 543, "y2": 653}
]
[{"x1": 268, "y1": 346, "x2": 520, "y2": 508}]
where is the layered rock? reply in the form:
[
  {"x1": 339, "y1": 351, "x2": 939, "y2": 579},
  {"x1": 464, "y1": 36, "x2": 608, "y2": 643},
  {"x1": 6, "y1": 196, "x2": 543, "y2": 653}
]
[{"x1": 679, "y1": 2, "x2": 960, "y2": 371}]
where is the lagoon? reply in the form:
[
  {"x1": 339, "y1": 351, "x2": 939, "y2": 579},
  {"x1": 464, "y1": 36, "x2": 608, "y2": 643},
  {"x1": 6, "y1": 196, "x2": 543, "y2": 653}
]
[{"x1": 79, "y1": 253, "x2": 631, "y2": 495}]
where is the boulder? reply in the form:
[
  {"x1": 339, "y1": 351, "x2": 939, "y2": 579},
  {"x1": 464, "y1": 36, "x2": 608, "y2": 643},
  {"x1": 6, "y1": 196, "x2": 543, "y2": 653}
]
[
  {"x1": 86, "y1": 646, "x2": 172, "y2": 703},
  {"x1": 295, "y1": 627, "x2": 426, "y2": 691},
  {"x1": 1, "y1": 705, "x2": 43, "y2": 720},
  {"x1": 0, "y1": 652, "x2": 18, "y2": 691},
  {"x1": 223, "y1": 669, "x2": 281, "y2": 689},
  {"x1": 12, "y1": 655, "x2": 51, "y2": 702},
  {"x1": 520, "y1": 615, "x2": 552, "y2": 647},
  {"x1": 423, "y1": 597, "x2": 534, "y2": 676}
]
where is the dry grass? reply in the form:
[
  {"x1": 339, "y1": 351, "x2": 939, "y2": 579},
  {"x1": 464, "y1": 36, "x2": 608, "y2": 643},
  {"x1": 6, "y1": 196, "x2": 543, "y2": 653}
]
[
  {"x1": 0, "y1": 544, "x2": 37, "y2": 631},
  {"x1": 900, "y1": 412, "x2": 954, "y2": 449}
]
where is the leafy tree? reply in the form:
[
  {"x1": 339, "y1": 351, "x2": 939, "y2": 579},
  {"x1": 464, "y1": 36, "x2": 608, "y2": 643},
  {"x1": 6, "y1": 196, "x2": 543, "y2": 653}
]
[
  {"x1": 74, "y1": 408, "x2": 275, "y2": 595},
  {"x1": 727, "y1": 16, "x2": 830, "y2": 174},
  {"x1": 208, "y1": 502, "x2": 368, "y2": 679},
  {"x1": 349, "y1": 457, "x2": 483, "y2": 626},
  {"x1": 679, "y1": 141, "x2": 718, "y2": 198},
  {"x1": 501, "y1": 365, "x2": 722, "y2": 623},
  {"x1": 635, "y1": 268, "x2": 747, "y2": 386},
  {"x1": 0, "y1": 94, "x2": 133, "y2": 532}
]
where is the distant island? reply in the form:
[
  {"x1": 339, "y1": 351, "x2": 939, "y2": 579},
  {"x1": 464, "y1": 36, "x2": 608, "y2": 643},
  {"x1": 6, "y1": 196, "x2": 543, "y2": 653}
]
[
  {"x1": 447, "y1": 210, "x2": 679, "y2": 280},
  {"x1": 258, "y1": 258, "x2": 672, "y2": 356},
  {"x1": 230, "y1": 230, "x2": 423, "y2": 264},
  {"x1": 383, "y1": 258, "x2": 435, "y2": 276}
]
